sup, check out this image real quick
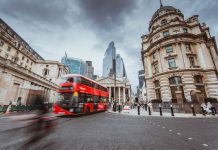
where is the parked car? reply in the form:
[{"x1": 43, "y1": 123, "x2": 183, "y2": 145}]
[{"x1": 123, "y1": 105, "x2": 130, "y2": 113}]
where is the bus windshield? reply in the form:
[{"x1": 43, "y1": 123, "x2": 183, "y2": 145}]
[{"x1": 60, "y1": 76, "x2": 81, "y2": 84}]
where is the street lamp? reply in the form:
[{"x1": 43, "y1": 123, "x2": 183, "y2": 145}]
[{"x1": 113, "y1": 58, "x2": 116, "y2": 111}]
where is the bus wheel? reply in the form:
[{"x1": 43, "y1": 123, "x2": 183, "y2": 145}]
[{"x1": 86, "y1": 107, "x2": 90, "y2": 114}]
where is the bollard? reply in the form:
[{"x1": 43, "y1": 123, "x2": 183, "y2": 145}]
[
  {"x1": 170, "y1": 104, "x2": 174, "y2": 116},
  {"x1": 191, "y1": 104, "x2": 196, "y2": 116},
  {"x1": 212, "y1": 107, "x2": 215, "y2": 116},
  {"x1": 118, "y1": 105, "x2": 121, "y2": 113},
  {"x1": 201, "y1": 106, "x2": 206, "y2": 116},
  {"x1": 148, "y1": 106, "x2": 151, "y2": 115},
  {"x1": 159, "y1": 104, "x2": 162, "y2": 116},
  {"x1": 214, "y1": 107, "x2": 217, "y2": 114}
]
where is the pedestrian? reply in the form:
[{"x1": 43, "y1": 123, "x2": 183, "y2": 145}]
[
  {"x1": 201, "y1": 102, "x2": 207, "y2": 114},
  {"x1": 148, "y1": 102, "x2": 153, "y2": 112},
  {"x1": 206, "y1": 102, "x2": 212, "y2": 115},
  {"x1": 137, "y1": 103, "x2": 140, "y2": 115},
  {"x1": 144, "y1": 103, "x2": 147, "y2": 111}
]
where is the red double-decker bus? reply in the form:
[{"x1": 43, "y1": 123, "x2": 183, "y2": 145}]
[{"x1": 53, "y1": 74, "x2": 108, "y2": 115}]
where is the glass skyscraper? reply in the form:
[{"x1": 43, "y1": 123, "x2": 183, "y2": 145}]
[
  {"x1": 61, "y1": 56, "x2": 86, "y2": 75},
  {"x1": 102, "y1": 41, "x2": 127, "y2": 77},
  {"x1": 116, "y1": 54, "x2": 126, "y2": 77},
  {"x1": 103, "y1": 41, "x2": 116, "y2": 77}
]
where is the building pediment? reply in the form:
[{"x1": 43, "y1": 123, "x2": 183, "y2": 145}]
[{"x1": 96, "y1": 77, "x2": 123, "y2": 84}]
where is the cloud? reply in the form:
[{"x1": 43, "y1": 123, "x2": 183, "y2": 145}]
[
  {"x1": 0, "y1": 0, "x2": 70, "y2": 27},
  {"x1": 77, "y1": 0, "x2": 137, "y2": 32}
]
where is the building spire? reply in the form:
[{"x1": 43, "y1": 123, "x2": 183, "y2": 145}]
[{"x1": 160, "y1": 0, "x2": 163, "y2": 8}]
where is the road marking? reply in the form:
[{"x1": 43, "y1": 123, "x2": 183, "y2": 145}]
[
  {"x1": 177, "y1": 133, "x2": 181, "y2": 135},
  {"x1": 188, "y1": 138, "x2": 192, "y2": 140},
  {"x1": 202, "y1": 144, "x2": 208, "y2": 147},
  {"x1": 169, "y1": 130, "x2": 172, "y2": 132},
  {"x1": 162, "y1": 127, "x2": 165, "y2": 128}
]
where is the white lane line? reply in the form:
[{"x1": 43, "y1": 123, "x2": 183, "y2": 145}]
[
  {"x1": 162, "y1": 127, "x2": 165, "y2": 128},
  {"x1": 202, "y1": 144, "x2": 208, "y2": 147},
  {"x1": 188, "y1": 138, "x2": 192, "y2": 140},
  {"x1": 177, "y1": 133, "x2": 181, "y2": 135},
  {"x1": 169, "y1": 130, "x2": 172, "y2": 132}
]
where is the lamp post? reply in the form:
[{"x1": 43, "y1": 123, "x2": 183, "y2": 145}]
[{"x1": 113, "y1": 58, "x2": 116, "y2": 112}]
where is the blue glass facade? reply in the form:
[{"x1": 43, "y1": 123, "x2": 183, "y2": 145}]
[
  {"x1": 61, "y1": 57, "x2": 86, "y2": 75},
  {"x1": 103, "y1": 41, "x2": 116, "y2": 77},
  {"x1": 116, "y1": 54, "x2": 127, "y2": 77},
  {"x1": 102, "y1": 41, "x2": 127, "y2": 77}
]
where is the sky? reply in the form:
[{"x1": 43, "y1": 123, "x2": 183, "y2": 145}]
[{"x1": 0, "y1": 0, "x2": 217, "y2": 93}]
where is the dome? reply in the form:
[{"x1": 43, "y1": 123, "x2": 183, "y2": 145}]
[{"x1": 151, "y1": 6, "x2": 178, "y2": 22}]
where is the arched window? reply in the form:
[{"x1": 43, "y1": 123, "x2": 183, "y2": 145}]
[
  {"x1": 194, "y1": 75, "x2": 206, "y2": 97},
  {"x1": 154, "y1": 80, "x2": 161, "y2": 99},
  {"x1": 161, "y1": 19, "x2": 167, "y2": 25},
  {"x1": 169, "y1": 76, "x2": 185, "y2": 102},
  {"x1": 43, "y1": 68, "x2": 49, "y2": 76}
]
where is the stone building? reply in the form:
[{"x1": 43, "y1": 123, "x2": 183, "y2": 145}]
[
  {"x1": 141, "y1": 5, "x2": 218, "y2": 104},
  {"x1": 96, "y1": 77, "x2": 131, "y2": 104},
  {"x1": 0, "y1": 18, "x2": 66, "y2": 105},
  {"x1": 32, "y1": 60, "x2": 69, "y2": 84}
]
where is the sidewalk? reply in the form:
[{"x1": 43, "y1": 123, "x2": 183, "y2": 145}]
[{"x1": 108, "y1": 108, "x2": 218, "y2": 118}]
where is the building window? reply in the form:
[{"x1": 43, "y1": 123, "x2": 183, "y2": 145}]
[
  {"x1": 20, "y1": 62, "x2": 23, "y2": 66},
  {"x1": 26, "y1": 59, "x2": 29, "y2": 63},
  {"x1": 30, "y1": 62, "x2": 33, "y2": 65},
  {"x1": 194, "y1": 75, "x2": 206, "y2": 97},
  {"x1": 22, "y1": 56, "x2": 25, "y2": 60},
  {"x1": 169, "y1": 76, "x2": 185, "y2": 101},
  {"x1": 166, "y1": 45, "x2": 173, "y2": 53},
  {"x1": 7, "y1": 46, "x2": 11, "y2": 51},
  {"x1": 153, "y1": 52, "x2": 157, "y2": 60},
  {"x1": 183, "y1": 28, "x2": 188, "y2": 33},
  {"x1": 154, "y1": 80, "x2": 161, "y2": 99},
  {"x1": 168, "y1": 58, "x2": 177, "y2": 69},
  {"x1": 0, "y1": 41, "x2": 4, "y2": 47},
  {"x1": 189, "y1": 57, "x2": 195, "y2": 67},
  {"x1": 43, "y1": 68, "x2": 49, "y2": 76},
  {"x1": 185, "y1": 44, "x2": 191, "y2": 52},
  {"x1": 153, "y1": 63, "x2": 159, "y2": 74},
  {"x1": 161, "y1": 19, "x2": 167, "y2": 25},
  {"x1": 163, "y1": 31, "x2": 170, "y2": 37}
]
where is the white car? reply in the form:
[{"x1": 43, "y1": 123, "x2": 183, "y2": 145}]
[{"x1": 122, "y1": 105, "x2": 130, "y2": 113}]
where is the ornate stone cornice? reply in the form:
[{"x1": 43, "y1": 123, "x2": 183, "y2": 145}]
[
  {"x1": 145, "y1": 68, "x2": 216, "y2": 80},
  {"x1": 142, "y1": 33, "x2": 205, "y2": 55},
  {"x1": 0, "y1": 18, "x2": 44, "y2": 61},
  {"x1": 0, "y1": 56, "x2": 58, "y2": 90}
]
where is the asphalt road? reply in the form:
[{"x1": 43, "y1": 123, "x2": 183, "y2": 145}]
[{"x1": 0, "y1": 112, "x2": 218, "y2": 150}]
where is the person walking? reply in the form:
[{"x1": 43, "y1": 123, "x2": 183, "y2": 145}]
[{"x1": 137, "y1": 103, "x2": 140, "y2": 115}]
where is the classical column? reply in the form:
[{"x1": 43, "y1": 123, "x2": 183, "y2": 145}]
[
  {"x1": 123, "y1": 87, "x2": 126, "y2": 103},
  {"x1": 118, "y1": 86, "x2": 120, "y2": 103},
  {"x1": 128, "y1": 88, "x2": 131, "y2": 102},
  {"x1": 114, "y1": 86, "x2": 116, "y2": 101}
]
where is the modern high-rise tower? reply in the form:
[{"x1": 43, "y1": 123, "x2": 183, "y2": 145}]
[
  {"x1": 102, "y1": 41, "x2": 116, "y2": 77},
  {"x1": 61, "y1": 56, "x2": 86, "y2": 75},
  {"x1": 102, "y1": 41, "x2": 127, "y2": 77},
  {"x1": 116, "y1": 54, "x2": 127, "y2": 77}
]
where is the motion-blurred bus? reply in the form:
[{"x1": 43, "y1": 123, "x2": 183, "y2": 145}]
[{"x1": 53, "y1": 74, "x2": 108, "y2": 115}]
